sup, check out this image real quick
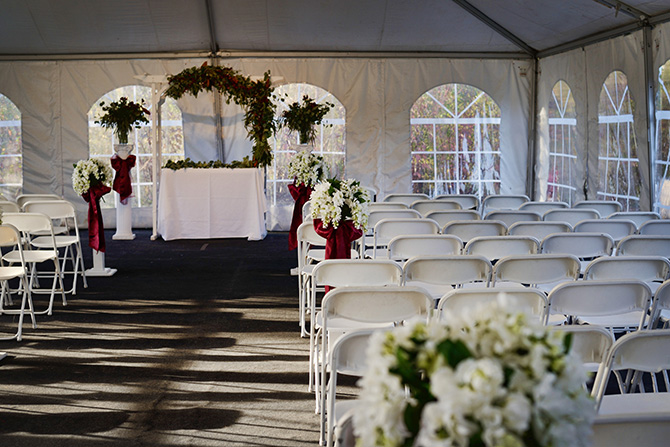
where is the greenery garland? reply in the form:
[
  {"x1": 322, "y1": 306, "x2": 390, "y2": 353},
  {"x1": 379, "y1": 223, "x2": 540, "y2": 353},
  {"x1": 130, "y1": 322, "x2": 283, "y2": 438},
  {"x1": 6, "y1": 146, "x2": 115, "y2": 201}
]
[
  {"x1": 164, "y1": 62, "x2": 276, "y2": 167},
  {"x1": 163, "y1": 157, "x2": 256, "y2": 171}
]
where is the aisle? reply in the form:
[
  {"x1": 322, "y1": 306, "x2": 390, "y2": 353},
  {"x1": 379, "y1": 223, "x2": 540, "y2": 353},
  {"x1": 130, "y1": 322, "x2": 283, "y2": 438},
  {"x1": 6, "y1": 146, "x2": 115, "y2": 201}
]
[{"x1": 0, "y1": 231, "x2": 319, "y2": 446}]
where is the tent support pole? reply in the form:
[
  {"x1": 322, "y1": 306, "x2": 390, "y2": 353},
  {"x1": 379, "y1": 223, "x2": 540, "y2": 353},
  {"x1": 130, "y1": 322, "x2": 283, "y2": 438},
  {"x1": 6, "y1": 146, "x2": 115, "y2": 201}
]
[
  {"x1": 642, "y1": 23, "x2": 656, "y2": 212},
  {"x1": 526, "y1": 58, "x2": 539, "y2": 199}
]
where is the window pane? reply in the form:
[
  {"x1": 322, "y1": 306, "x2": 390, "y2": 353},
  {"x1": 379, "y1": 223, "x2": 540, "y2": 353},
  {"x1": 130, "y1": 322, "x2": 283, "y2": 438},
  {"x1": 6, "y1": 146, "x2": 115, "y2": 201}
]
[
  {"x1": 655, "y1": 60, "x2": 670, "y2": 217},
  {"x1": 0, "y1": 93, "x2": 21, "y2": 200},
  {"x1": 547, "y1": 80, "x2": 578, "y2": 205}
]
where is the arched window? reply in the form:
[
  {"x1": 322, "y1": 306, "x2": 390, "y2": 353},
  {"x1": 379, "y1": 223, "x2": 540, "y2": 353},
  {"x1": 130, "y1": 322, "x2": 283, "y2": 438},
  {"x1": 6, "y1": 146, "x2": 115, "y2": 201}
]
[
  {"x1": 547, "y1": 80, "x2": 578, "y2": 205},
  {"x1": 597, "y1": 71, "x2": 640, "y2": 211},
  {"x1": 88, "y1": 85, "x2": 184, "y2": 208},
  {"x1": 655, "y1": 60, "x2": 670, "y2": 218},
  {"x1": 267, "y1": 83, "x2": 345, "y2": 207},
  {"x1": 0, "y1": 93, "x2": 21, "y2": 201},
  {"x1": 410, "y1": 83, "x2": 501, "y2": 199}
]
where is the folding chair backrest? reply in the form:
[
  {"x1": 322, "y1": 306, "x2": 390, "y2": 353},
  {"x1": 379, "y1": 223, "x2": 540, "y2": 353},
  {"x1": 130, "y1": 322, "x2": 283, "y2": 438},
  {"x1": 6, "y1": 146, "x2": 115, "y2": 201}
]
[
  {"x1": 437, "y1": 287, "x2": 547, "y2": 323},
  {"x1": 425, "y1": 210, "x2": 480, "y2": 228},
  {"x1": 507, "y1": 221, "x2": 572, "y2": 239},
  {"x1": 519, "y1": 201, "x2": 569, "y2": 214},
  {"x1": 540, "y1": 232, "x2": 615, "y2": 259},
  {"x1": 617, "y1": 235, "x2": 670, "y2": 257},
  {"x1": 543, "y1": 208, "x2": 600, "y2": 226},
  {"x1": 302, "y1": 200, "x2": 312, "y2": 222},
  {"x1": 313, "y1": 259, "x2": 402, "y2": 288},
  {"x1": 650, "y1": 280, "x2": 670, "y2": 328},
  {"x1": 464, "y1": 235, "x2": 540, "y2": 261},
  {"x1": 382, "y1": 193, "x2": 430, "y2": 206},
  {"x1": 1, "y1": 212, "x2": 53, "y2": 235},
  {"x1": 368, "y1": 202, "x2": 409, "y2": 212},
  {"x1": 16, "y1": 194, "x2": 61, "y2": 209},
  {"x1": 442, "y1": 220, "x2": 507, "y2": 243},
  {"x1": 552, "y1": 325, "x2": 615, "y2": 368},
  {"x1": 403, "y1": 255, "x2": 492, "y2": 286},
  {"x1": 367, "y1": 210, "x2": 421, "y2": 233},
  {"x1": 481, "y1": 194, "x2": 529, "y2": 215},
  {"x1": 484, "y1": 210, "x2": 541, "y2": 227},
  {"x1": 573, "y1": 219, "x2": 636, "y2": 243},
  {"x1": 387, "y1": 234, "x2": 463, "y2": 261},
  {"x1": 0, "y1": 201, "x2": 20, "y2": 213},
  {"x1": 592, "y1": 414, "x2": 670, "y2": 447},
  {"x1": 0, "y1": 224, "x2": 22, "y2": 249},
  {"x1": 492, "y1": 254, "x2": 581, "y2": 287},
  {"x1": 23, "y1": 200, "x2": 76, "y2": 221},
  {"x1": 373, "y1": 218, "x2": 440, "y2": 248},
  {"x1": 297, "y1": 221, "x2": 326, "y2": 247},
  {"x1": 573, "y1": 200, "x2": 622, "y2": 217},
  {"x1": 638, "y1": 220, "x2": 670, "y2": 236},
  {"x1": 410, "y1": 199, "x2": 461, "y2": 216},
  {"x1": 609, "y1": 211, "x2": 661, "y2": 229},
  {"x1": 584, "y1": 256, "x2": 670, "y2": 284},
  {"x1": 434, "y1": 194, "x2": 479, "y2": 210}
]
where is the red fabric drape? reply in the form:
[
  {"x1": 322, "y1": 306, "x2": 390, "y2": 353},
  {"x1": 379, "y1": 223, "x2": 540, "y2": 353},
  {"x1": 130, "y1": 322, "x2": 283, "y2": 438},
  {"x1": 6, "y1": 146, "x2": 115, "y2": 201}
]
[
  {"x1": 313, "y1": 218, "x2": 363, "y2": 293},
  {"x1": 288, "y1": 182, "x2": 313, "y2": 251},
  {"x1": 82, "y1": 182, "x2": 111, "y2": 252},
  {"x1": 111, "y1": 154, "x2": 136, "y2": 204}
]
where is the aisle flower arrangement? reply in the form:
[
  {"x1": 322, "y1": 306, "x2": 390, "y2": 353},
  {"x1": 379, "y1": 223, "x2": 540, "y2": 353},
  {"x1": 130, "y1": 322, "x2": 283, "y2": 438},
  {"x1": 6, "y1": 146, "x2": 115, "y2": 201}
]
[
  {"x1": 310, "y1": 178, "x2": 370, "y2": 230},
  {"x1": 72, "y1": 158, "x2": 113, "y2": 252},
  {"x1": 278, "y1": 94, "x2": 334, "y2": 144},
  {"x1": 72, "y1": 159, "x2": 113, "y2": 195},
  {"x1": 288, "y1": 150, "x2": 329, "y2": 188},
  {"x1": 353, "y1": 301, "x2": 595, "y2": 447},
  {"x1": 94, "y1": 97, "x2": 150, "y2": 145}
]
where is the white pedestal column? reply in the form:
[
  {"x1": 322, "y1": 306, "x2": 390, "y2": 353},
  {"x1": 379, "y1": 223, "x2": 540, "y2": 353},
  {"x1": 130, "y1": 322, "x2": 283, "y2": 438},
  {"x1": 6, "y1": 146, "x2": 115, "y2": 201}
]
[
  {"x1": 86, "y1": 250, "x2": 117, "y2": 277},
  {"x1": 112, "y1": 194, "x2": 135, "y2": 240}
]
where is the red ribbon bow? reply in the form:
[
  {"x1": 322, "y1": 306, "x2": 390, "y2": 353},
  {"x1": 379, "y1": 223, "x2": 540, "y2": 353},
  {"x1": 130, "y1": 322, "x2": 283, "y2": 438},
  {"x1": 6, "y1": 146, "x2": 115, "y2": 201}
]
[
  {"x1": 82, "y1": 182, "x2": 111, "y2": 252},
  {"x1": 288, "y1": 182, "x2": 313, "y2": 251},
  {"x1": 111, "y1": 154, "x2": 136, "y2": 204},
  {"x1": 313, "y1": 218, "x2": 363, "y2": 293}
]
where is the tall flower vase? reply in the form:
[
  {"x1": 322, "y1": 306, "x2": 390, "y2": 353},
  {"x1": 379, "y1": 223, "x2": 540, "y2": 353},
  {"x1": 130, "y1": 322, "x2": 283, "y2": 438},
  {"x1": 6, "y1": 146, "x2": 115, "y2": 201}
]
[
  {"x1": 111, "y1": 144, "x2": 136, "y2": 241},
  {"x1": 313, "y1": 218, "x2": 363, "y2": 292}
]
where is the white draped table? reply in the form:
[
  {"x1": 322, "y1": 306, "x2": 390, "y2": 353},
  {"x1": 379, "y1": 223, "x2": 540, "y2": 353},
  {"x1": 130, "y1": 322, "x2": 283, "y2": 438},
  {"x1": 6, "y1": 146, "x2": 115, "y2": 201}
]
[{"x1": 157, "y1": 168, "x2": 267, "y2": 241}]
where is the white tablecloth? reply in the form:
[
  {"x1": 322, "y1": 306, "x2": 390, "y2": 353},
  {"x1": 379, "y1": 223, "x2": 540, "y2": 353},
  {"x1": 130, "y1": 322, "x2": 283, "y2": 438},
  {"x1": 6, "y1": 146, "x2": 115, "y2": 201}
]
[{"x1": 158, "y1": 168, "x2": 267, "y2": 241}]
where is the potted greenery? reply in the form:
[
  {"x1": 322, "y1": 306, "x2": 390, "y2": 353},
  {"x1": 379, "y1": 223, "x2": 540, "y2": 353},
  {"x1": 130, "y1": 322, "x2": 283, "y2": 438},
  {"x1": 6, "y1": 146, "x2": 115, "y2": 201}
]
[
  {"x1": 94, "y1": 96, "x2": 150, "y2": 157},
  {"x1": 278, "y1": 94, "x2": 334, "y2": 145}
]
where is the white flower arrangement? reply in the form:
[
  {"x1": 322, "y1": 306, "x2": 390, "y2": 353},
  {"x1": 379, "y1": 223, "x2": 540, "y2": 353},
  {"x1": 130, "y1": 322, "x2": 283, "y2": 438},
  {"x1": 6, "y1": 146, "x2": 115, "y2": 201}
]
[
  {"x1": 310, "y1": 178, "x2": 370, "y2": 230},
  {"x1": 287, "y1": 150, "x2": 328, "y2": 188},
  {"x1": 72, "y1": 158, "x2": 113, "y2": 195},
  {"x1": 353, "y1": 300, "x2": 595, "y2": 447}
]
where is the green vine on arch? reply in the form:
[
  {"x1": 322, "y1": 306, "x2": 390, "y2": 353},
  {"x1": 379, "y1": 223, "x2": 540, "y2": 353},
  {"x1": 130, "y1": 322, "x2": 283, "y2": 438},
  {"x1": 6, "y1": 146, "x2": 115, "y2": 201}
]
[{"x1": 164, "y1": 62, "x2": 276, "y2": 167}]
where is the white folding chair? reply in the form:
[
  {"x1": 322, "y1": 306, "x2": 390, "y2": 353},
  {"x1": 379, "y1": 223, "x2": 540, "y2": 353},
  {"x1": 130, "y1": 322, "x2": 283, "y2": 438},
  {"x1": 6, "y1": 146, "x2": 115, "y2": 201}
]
[
  {"x1": 16, "y1": 193, "x2": 61, "y2": 209},
  {"x1": 368, "y1": 202, "x2": 409, "y2": 212},
  {"x1": 552, "y1": 325, "x2": 615, "y2": 374},
  {"x1": 616, "y1": 235, "x2": 670, "y2": 257},
  {"x1": 638, "y1": 220, "x2": 670, "y2": 236},
  {"x1": 382, "y1": 193, "x2": 429, "y2": 207},
  {"x1": 464, "y1": 235, "x2": 540, "y2": 262},
  {"x1": 333, "y1": 408, "x2": 357, "y2": 447},
  {"x1": 437, "y1": 286, "x2": 547, "y2": 324},
  {"x1": 573, "y1": 200, "x2": 622, "y2": 217},
  {"x1": 649, "y1": 280, "x2": 670, "y2": 329},
  {"x1": 543, "y1": 208, "x2": 600, "y2": 227},
  {"x1": 481, "y1": 194, "x2": 529, "y2": 215},
  {"x1": 424, "y1": 209, "x2": 480, "y2": 228},
  {"x1": 369, "y1": 218, "x2": 439, "y2": 258},
  {"x1": 434, "y1": 194, "x2": 479, "y2": 210},
  {"x1": 23, "y1": 200, "x2": 88, "y2": 295},
  {"x1": 402, "y1": 255, "x2": 492, "y2": 301},
  {"x1": 609, "y1": 211, "x2": 661, "y2": 230},
  {"x1": 364, "y1": 210, "x2": 421, "y2": 255},
  {"x1": 1, "y1": 212, "x2": 66, "y2": 316},
  {"x1": 519, "y1": 201, "x2": 569, "y2": 214},
  {"x1": 540, "y1": 232, "x2": 615, "y2": 271},
  {"x1": 442, "y1": 220, "x2": 507, "y2": 244},
  {"x1": 0, "y1": 201, "x2": 20, "y2": 213},
  {"x1": 492, "y1": 253, "x2": 581, "y2": 293},
  {"x1": 387, "y1": 234, "x2": 462, "y2": 262},
  {"x1": 592, "y1": 413, "x2": 670, "y2": 447},
  {"x1": 410, "y1": 199, "x2": 461, "y2": 217},
  {"x1": 573, "y1": 218, "x2": 636, "y2": 244},
  {"x1": 484, "y1": 209, "x2": 541, "y2": 227},
  {"x1": 0, "y1": 224, "x2": 36, "y2": 341},
  {"x1": 297, "y1": 221, "x2": 328, "y2": 337},
  {"x1": 302, "y1": 200, "x2": 312, "y2": 222},
  {"x1": 507, "y1": 221, "x2": 572, "y2": 239},
  {"x1": 593, "y1": 330, "x2": 670, "y2": 414},
  {"x1": 546, "y1": 279, "x2": 652, "y2": 331},
  {"x1": 584, "y1": 256, "x2": 670, "y2": 295}
]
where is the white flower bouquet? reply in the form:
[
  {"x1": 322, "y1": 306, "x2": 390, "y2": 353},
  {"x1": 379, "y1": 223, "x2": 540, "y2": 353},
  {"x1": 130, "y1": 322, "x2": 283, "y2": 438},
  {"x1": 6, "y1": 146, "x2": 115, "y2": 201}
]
[
  {"x1": 310, "y1": 178, "x2": 370, "y2": 230},
  {"x1": 72, "y1": 159, "x2": 113, "y2": 195},
  {"x1": 288, "y1": 150, "x2": 329, "y2": 188},
  {"x1": 354, "y1": 300, "x2": 595, "y2": 447}
]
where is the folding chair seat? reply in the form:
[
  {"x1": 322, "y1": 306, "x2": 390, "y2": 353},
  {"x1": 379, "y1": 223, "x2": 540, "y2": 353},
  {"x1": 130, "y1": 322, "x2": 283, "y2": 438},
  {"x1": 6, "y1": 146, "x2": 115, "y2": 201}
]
[
  {"x1": 592, "y1": 329, "x2": 670, "y2": 416},
  {"x1": 519, "y1": 201, "x2": 569, "y2": 214},
  {"x1": 0, "y1": 224, "x2": 36, "y2": 341},
  {"x1": 650, "y1": 280, "x2": 670, "y2": 328},
  {"x1": 543, "y1": 208, "x2": 600, "y2": 227},
  {"x1": 484, "y1": 209, "x2": 541, "y2": 227},
  {"x1": 424, "y1": 209, "x2": 480, "y2": 228},
  {"x1": 442, "y1": 220, "x2": 507, "y2": 244},
  {"x1": 382, "y1": 193, "x2": 429, "y2": 207},
  {"x1": 368, "y1": 218, "x2": 439, "y2": 258},
  {"x1": 546, "y1": 279, "x2": 652, "y2": 330},
  {"x1": 573, "y1": 200, "x2": 622, "y2": 217},
  {"x1": 573, "y1": 218, "x2": 636, "y2": 244},
  {"x1": 507, "y1": 221, "x2": 572, "y2": 239},
  {"x1": 16, "y1": 193, "x2": 61, "y2": 209},
  {"x1": 592, "y1": 413, "x2": 670, "y2": 447},
  {"x1": 410, "y1": 199, "x2": 460, "y2": 217},
  {"x1": 434, "y1": 194, "x2": 479, "y2": 210},
  {"x1": 1, "y1": 213, "x2": 66, "y2": 316},
  {"x1": 386, "y1": 234, "x2": 462, "y2": 262},
  {"x1": 492, "y1": 253, "x2": 581, "y2": 294},
  {"x1": 437, "y1": 286, "x2": 547, "y2": 324},
  {"x1": 0, "y1": 201, "x2": 20, "y2": 213},
  {"x1": 23, "y1": 200, "x2": 88, "y2": 295},
  {"x1": 616, "y1": 235, "x2": 670, "y2": 257},
  {"x1": 368, "y1": 202, "x2": 408, "y2": 212},
  {"x1": 540, "y1": 232, "x2": 615, "y2": 271},
  {"x1": 638, "y1": 220, "x2": 670, "y2": 236},
  {"x1": 402, "y1": 255, "x2": 492, "y2": 301},
  {"x1": 464, "y1": 235, "x2": 540, "y2": 262},
  {"x1": 481, "y1": 194, "x2": 529, "y2": 215},
  {"x1": 584, "y1": 256, "x2": 670, "y2": 295},
  {"x1": 609, "y1": 211, "x2": 661, "y2": 230},
  {"x1": 552, "y1": 325, "x2": 615, "y2": 374}
]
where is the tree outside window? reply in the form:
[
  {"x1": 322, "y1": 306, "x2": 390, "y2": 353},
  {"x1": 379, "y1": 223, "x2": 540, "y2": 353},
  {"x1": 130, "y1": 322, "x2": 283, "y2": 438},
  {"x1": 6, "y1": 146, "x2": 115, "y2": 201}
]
[
  {"x1": 0, "y1": 94, "x2": 21, "y2": 201},
  {"x1": 655, "y1": 60, "x2": 670, "y2": 218}
]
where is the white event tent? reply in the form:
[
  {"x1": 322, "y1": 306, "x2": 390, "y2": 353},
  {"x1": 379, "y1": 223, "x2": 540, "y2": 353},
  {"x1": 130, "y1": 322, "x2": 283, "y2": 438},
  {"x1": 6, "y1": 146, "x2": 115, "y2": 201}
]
[{"x1": 0, "y1": 0, "x2": 669, "y2": 232}]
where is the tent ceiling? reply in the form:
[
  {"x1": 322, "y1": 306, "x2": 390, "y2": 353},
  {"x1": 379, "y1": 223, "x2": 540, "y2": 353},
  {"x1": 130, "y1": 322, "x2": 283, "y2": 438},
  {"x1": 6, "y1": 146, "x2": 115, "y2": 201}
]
[{"x1": 0, "y1": 0, "x2": 668, "y2": 58}]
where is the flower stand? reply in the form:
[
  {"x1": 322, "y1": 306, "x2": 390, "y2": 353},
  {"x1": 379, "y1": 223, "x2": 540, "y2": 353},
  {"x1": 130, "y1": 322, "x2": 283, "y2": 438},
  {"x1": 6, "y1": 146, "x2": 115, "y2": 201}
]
[
  {"x1": 111, "y1": 146, "x2": 136, "y2": 241},
  {"x1": 86, "y1": 250, "x2": 117, "y2": 277}
]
